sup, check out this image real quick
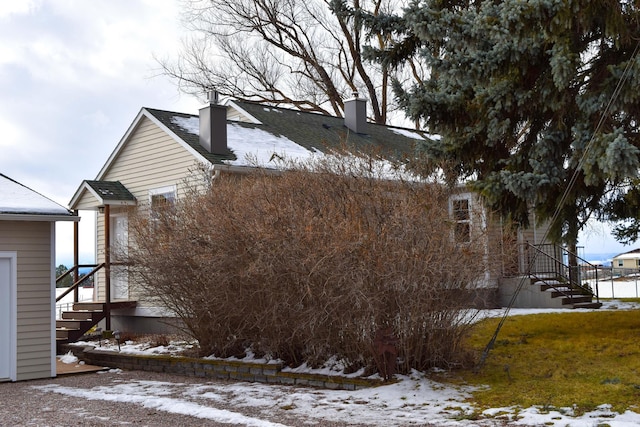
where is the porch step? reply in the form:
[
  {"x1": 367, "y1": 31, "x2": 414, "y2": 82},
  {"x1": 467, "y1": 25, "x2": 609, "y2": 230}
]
[
  {"x1": 572, "y1": 302, "x2": 603, "y2": 309},
  {"x1": 56, "y1": 300, "x2": 137, "y2": 348},
  {"x1": 72, "y1": 302, "x2": 106, "y2": 311},
  {"x1": 62, "y1": 311, "x2": 94, "y2": 321},
  {"x1": 561, "y1": 296, "x2": 593, "y2": 305}
]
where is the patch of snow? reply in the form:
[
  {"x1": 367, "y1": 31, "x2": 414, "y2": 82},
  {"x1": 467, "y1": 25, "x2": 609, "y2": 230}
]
[
  {"x1": 33, "y1": 370, "x2": 640, "y2": 426},
  {"x1": 389, "y1": 128, "x2": 426, "y2": 140},
  {"x1": 50, "y1": 302, "x2": 640, "y2": 426},
  {"x1": 58, "y1": 351, "x2": 79, "y2": 364},
  {"x1": 171, "y1": 116, "x2": 318, "y2": 167},
  {"x1": 34, "y1": 382, "x2": 287, "y2": 427}
]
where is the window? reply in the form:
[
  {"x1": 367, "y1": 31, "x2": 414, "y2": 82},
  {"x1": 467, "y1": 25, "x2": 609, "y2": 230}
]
[
  {"x1": 450, "y1": 195, "x2": 472, "y2": 244},
  {"x1": 618, "y1": 259, "x2": 624, "y2": 267},
  {"x1": 149, "y1": 186, "x2": 176, "y2": 219}
]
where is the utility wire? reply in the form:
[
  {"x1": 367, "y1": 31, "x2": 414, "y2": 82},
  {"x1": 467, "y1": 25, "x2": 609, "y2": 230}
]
[{"x1": 476, "y1": 38, "x2": 640, "y2": 372}]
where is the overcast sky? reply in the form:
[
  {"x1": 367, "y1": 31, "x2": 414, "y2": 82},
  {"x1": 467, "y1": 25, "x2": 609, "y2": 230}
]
[
  {"x1": 0, "y1": 1, "x2": 201, "y2": 264},
  {"x1": 0, "y1": 1, "x2": 632, "y2": 266}
]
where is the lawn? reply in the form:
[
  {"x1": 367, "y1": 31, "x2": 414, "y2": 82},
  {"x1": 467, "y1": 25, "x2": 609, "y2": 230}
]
[{"x1": 453, "y1": 305, "x2": 640, "y2": 415}]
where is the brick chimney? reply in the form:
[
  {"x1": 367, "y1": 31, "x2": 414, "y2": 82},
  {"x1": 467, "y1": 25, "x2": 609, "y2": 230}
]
[
  {"x1": 199, "y1": 90, "x2": 227, "y2": 154},
  {"x1": 344, "y1": 92, "x2": 367, "y2": 134}
]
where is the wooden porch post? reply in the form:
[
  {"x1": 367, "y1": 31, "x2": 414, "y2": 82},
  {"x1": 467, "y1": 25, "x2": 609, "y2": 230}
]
[
  {"x1": 73, "y1": 209, "x2": 79, "y2": 303},
  {"x1": 104, "y1": 204, "x2": 111, "y2": 331}
]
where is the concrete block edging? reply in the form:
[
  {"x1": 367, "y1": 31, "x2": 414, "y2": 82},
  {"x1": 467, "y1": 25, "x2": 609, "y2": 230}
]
[{"x1": 61, "y1": 344, "x2": 383, "y2": 391}]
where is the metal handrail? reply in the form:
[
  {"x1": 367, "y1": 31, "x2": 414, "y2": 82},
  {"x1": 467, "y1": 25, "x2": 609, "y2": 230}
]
[{"x1": 523, "y1": 243, "x2": 599, "y2": 303}]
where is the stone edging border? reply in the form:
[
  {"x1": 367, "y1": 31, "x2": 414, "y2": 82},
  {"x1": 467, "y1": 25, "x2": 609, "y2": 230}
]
[{"x1": 60, "y1": 344, "x2": 384, "y2": 391}]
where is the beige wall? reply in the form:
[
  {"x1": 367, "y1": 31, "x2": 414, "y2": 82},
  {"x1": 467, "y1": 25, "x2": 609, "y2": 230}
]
[
  {"x1": 93, "y1": 116, "x2": 207, "y2": 306},
  {"x1": 613, "y1": 257, "x2": 640, "y2": 269},
  {"x1": 0, "y1": 221, "x2": 54, "y2": 381}
]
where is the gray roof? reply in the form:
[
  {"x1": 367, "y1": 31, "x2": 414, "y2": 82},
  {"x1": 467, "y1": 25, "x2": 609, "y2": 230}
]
[
  {"x1": 83, "y1": 181, "x2": 136, "y2": 202},
  {"x1": 145, "y1": 100, "x2": 426, "y2": 166}
]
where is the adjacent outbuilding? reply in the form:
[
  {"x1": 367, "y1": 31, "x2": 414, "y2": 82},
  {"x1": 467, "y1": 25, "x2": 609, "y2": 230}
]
[
  {"x1": 612, "y1": 248, "x2": 640, "y2": 271},
  {"x1": 0, "y1": 173, "x2": 78, "y2": 381}
]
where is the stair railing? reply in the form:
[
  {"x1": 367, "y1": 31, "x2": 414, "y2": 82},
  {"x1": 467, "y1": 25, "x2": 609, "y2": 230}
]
[
  {"x1": 56, "y1": 263, "x2": 105, "y2": 303},
  {"x1": 523, "y1": 243, "x2": 599, "y2": 304}
]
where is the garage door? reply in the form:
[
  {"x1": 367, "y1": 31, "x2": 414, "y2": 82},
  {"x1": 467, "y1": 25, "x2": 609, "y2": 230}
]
[{"x1": 0, "y1": 254, "x2": 16, "y2": 381}]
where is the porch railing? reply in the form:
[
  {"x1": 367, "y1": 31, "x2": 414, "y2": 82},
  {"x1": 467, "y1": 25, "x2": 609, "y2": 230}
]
[
  {"x1": 55, "y1": 263, "x2": 105, "y2": 303},
  {"x1": 521, "y1": 243, "x2": 600, "y2": 304}
]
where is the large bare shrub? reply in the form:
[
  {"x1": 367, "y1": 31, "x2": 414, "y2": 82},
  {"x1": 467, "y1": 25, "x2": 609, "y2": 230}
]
[{"x1": 128, "y1": 156, "x2": 509, "y2": 372}]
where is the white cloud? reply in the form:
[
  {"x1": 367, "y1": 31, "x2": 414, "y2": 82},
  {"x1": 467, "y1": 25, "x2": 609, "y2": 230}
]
[
  {"x1": 0, "y1": 0, "x2": 40, "y2": 19},
  {"x1": 0, "y1": 1, "x2": 201, "y2": 264}
]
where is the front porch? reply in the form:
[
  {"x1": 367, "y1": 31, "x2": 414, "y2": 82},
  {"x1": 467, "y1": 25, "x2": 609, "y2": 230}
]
[{"x1": 57, "y1": 180, "x2": 138, "y2": 348}]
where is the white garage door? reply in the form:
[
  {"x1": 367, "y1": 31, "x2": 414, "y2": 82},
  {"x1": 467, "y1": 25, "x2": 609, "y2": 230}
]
[{"x1": 0, "y1": 253, "x2": 16, "y2": 381}]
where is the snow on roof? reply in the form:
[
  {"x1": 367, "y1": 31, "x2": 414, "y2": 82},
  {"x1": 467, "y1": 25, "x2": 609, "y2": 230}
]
[
  {"x1": 390, "y1": 127, "x2": 441, "y2": 141},
  {"x1": 0, "y1": 173, "x2": 73, "y2": 216},
  {"x1": 172, "y1": 116, "x2": 318, "y2": 167},
  {"x1": 389, "y1": 128, "x2": 426, "y2": 140},
  {"x1": 614, "y1": 251, "x2": 640, "y2": 260},
  {"x1": 170, "y1": 114, "x2": 425, "y2": 182}
]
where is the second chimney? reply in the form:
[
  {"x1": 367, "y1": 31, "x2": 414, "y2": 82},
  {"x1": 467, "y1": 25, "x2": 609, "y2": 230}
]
[
  {"x1": 199, "y1": 90, "x2": 228, "y2": 154},
  {"x1": 344, "y1": 92, "x2": 367, "y2": 134}
]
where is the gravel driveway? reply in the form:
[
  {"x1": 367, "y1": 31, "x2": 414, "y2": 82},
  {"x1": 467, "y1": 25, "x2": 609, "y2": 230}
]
[
  {"x1": 1, "y1": 368, "x2": 537, "y2": 427},
  {"x1": 0, "y1": 370, "x2": 400, "y2": 427}
]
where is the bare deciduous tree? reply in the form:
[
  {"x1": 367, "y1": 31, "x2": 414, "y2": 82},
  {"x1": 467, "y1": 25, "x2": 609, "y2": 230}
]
[
  {"x1": 127, "y1": 155, "x2": 516, "y2": 373},
  {"x1": 159, "y1": 0, "x2": 425, "y2": 124}
]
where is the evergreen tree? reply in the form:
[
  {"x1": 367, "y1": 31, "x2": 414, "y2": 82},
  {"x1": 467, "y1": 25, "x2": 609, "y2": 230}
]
[
  {"x1": 374, "y1": 0, "x2": 640, "y2": 250},
  {"x1": 55, "y1": 264, "x2": 72, "y2": 288}
]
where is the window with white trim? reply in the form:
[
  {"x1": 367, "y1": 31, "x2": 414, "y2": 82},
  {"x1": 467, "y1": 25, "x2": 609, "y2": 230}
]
[
  {"x1": 149, "y1": 186, "x2": 176, "y2": 219},
  {"x1": 617, "y1": 259, "x2": 624, "y2": 267},
  {"x1": 450, "y1": 194, "x2": 472, "y2": 244}
]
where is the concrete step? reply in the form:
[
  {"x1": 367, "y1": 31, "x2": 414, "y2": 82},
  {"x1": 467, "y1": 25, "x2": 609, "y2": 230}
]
[
  {"x1": 561, "y1": 296, "x2": 593, "y2": 305},
  {"x1": 572, "y1": 302, "x2": 603, "y2": 309}
]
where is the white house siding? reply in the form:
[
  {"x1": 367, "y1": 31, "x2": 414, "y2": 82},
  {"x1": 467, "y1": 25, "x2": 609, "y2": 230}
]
[
  {"x1": 0, "y1": 221, "x2": 54, "y2": 381},
  {"x1": 93, "y1": 116, "x2": 205, "y2": 307}
]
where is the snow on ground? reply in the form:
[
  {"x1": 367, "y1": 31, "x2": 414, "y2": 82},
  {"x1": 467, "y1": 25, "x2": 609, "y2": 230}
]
[
  {"x1": 46, "y1": 299, "x2": 640, "y2": 426},
  {"x1": 34, "y1": 368, "x2": 640, "y2": 427}
]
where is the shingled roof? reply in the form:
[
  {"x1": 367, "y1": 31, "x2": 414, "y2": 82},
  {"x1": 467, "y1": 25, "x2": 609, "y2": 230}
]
[{"x1": 145, "y1": 100, "x2": 427, "y2": 167}]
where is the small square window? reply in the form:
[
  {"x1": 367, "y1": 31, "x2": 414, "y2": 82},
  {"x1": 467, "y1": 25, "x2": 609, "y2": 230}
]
[
  {"x1": 618, "y1": 260, "x2": 624, "y2": 267},
  {"x1": 149, "y1": 186, "x2": 176, "y2": 219}
]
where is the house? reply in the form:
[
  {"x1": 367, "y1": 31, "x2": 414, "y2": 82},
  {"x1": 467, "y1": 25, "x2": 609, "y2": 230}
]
[
  {"x1": 612, "y1": 249, "x2": 640, "y2": 271},
  {"x1": 64, "y1": 95, "x2": 598, "y2": 339},
  {"x1": 0, "y1": 174, "x2": 78, "y2": 381}
]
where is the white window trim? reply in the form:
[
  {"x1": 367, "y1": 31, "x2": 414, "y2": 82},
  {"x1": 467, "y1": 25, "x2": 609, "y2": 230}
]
[
  {"x1": 148, "y1": 185, "x2": 177, "y2": 205},
  {"x1": 0, "y1": 251, "x2": 17, "y2": 382},
  {"x1": 449, "y1": 193, "x2": 473, "y2": 244}
]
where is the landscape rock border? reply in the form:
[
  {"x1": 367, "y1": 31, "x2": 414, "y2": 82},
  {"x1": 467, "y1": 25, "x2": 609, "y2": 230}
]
[{"x1": 61, "y1": 344, "x2": 384, "y2": 391}]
